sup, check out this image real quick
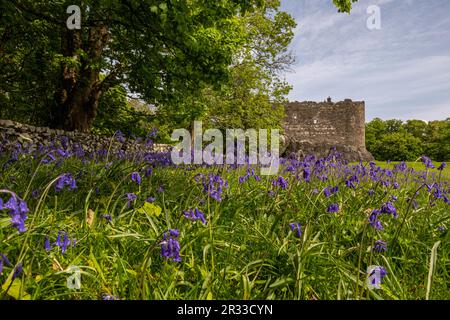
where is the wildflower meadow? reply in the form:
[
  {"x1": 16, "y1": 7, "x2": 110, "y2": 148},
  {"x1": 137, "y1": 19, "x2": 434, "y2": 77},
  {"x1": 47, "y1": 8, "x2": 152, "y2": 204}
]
[{"x1": 0, "y1": 135, "x2": 448, "y2": 300}]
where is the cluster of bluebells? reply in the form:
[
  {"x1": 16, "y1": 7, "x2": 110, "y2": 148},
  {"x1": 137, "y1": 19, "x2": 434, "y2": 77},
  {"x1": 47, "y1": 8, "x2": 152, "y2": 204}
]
[
  {"x1": 45, "y1": 232, "x2": 76, "y2": 254},
  {"x1": 183, "y1": 208, "x2": 207, "y2": 225},
  {"x1": 323, "y1": 186, "x2": 339, "y2": 198},
  {"x1": 0, "y1": 191, "x2": 29, "y2": 233},
  {"x1": 55, "y1": 173, "x2": 77, "y2": 192},
  {"x1": 272, "y1": 176, "x2": 288, "y2": 190},
  {"x1": 195, "y1": 173, "x2": 228, "y2": 202},
  {"x1": 289, "y1": 222, "x2": 302, "y2": 238},
  {"x1": 327, "y1": 203, "x2": 340, "y2": 213},
  {"x1": 161, "y1": 229, "x2": 181, "y2": 262},
  {"x1": 238, "y1": 168, "x2": 261, "y2": 184},
  {"x1": 368, "y1": 201, "x2": 399, "y2": 231}
]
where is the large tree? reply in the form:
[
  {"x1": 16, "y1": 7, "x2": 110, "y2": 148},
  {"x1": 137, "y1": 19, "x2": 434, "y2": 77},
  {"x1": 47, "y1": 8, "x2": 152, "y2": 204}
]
[{"x1": 0, "y1": 0, "x2": 358, "y2": 132}]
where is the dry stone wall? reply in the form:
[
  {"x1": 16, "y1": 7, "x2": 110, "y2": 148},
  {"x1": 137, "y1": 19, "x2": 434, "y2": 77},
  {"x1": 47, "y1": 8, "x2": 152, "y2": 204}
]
[{"x1": 0, "y1": 119, "x2": 170, "y2": 155}]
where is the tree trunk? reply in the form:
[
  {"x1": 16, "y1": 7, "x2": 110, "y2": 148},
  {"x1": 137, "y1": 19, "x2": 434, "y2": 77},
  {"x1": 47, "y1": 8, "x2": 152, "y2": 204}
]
[{"x1": 53, "y1": 25, "x2": 109, "y2": 132}]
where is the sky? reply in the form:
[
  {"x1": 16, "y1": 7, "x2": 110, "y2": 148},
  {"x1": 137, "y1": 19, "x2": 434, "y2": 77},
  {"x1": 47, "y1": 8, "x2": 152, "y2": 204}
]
[{"x1": 280, "y1": 0, "x2": 450, "y2": 121}]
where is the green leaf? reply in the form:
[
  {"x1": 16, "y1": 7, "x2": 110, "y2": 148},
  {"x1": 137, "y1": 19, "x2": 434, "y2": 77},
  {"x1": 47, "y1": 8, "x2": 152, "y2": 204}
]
[{"x1": 137, "y1": 202, "x2": 162, "y2": 217}]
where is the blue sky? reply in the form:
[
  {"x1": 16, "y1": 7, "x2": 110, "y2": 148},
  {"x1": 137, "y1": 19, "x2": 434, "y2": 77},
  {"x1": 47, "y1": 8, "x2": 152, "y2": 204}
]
[{"x1": 280, "y1": 0, "x2": 450, "y2": 121}]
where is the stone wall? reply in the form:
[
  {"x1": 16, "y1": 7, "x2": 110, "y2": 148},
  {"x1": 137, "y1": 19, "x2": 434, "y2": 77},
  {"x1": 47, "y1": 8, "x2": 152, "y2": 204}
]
[
  {"x1": 283, "y1": 99, "x2": 374, "y2": 161},
  {"x1": 0, "y1": 119, "x2": 171, "y2": 155}
]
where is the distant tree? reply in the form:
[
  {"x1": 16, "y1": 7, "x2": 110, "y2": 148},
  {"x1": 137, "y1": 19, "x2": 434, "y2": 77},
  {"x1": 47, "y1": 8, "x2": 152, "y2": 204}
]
[
  {"x1": 378, "y1": 132, "x2": 423, "y2": 161},
  {"x1": 404, "y1": 120, "x2": 428, "y2": 140},
  {"x1": 366, "y1": 118, "x2": 450, "y2": 161}
]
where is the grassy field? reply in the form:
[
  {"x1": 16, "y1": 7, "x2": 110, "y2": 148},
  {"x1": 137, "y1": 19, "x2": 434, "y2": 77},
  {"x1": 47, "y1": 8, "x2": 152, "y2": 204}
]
[
  {"x1": 0, "y1": 148, "x2": 449, "y2": 300},
  {"x1": 373, "y1": 161, "x2": 450, "y2": 180}
]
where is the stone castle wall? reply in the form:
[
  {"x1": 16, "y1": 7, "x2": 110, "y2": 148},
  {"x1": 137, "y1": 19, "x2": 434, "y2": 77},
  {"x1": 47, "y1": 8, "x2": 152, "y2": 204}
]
[{"x1": 284, "y1": 99, "x2": 374, "y2": 161}]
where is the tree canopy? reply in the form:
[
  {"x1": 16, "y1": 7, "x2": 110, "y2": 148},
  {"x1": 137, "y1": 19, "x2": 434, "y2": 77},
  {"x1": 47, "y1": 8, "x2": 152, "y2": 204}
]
[
  {"x1": 366, "y1": 118, "x2": 450, "y2": 161},
  {"x1": 1, "y1": 0, "x2": 358, "y2": 134}
]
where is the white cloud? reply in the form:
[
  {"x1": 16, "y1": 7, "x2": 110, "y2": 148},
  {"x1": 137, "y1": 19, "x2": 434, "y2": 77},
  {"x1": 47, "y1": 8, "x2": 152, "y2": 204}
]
[{"x1": 281, "y1": 0, "x2": 450, "y2": 120}]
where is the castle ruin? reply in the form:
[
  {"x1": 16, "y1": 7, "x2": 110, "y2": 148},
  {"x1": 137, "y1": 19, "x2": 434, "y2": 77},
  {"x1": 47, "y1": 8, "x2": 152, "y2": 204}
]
[{"x1": 283, "y1": 98, "x2": 374, "y2": 162}]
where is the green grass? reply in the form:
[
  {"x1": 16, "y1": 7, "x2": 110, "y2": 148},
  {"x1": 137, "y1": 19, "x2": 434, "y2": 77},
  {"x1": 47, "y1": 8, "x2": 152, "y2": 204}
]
[
  {"x1": 0, "y1": 155, "x2": 449, "y2": 300},
  {"x1": 373, "y1": 161, "x2": 450, "y2": 180}
]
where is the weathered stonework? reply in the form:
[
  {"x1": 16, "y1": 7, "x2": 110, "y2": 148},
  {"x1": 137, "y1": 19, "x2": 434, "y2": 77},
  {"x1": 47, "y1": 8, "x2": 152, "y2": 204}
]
[
  {"x1": 283, "y1": 99, "x2": 374, "y2": 162},
  {"x1": 0, "y1": 119, "x2": 170, "y2": 155}
]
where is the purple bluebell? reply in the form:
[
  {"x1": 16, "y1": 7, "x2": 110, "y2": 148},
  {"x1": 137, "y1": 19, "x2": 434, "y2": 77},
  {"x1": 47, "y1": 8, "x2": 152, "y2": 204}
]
[
  {"x1": 369, "y1": 210, "x2": 383, "y2": 230},
  {"x1": 273, "y1": 176, "x2": 288, "y2": 190},
  {"x1": 55, "y1": 173, "x2": 77, "y2": 192},
  {"x1": 44, "y1": 237, "x2": 52, "y2": 251},
  {"x1": 289, "y1": 222, "x2": 302, "y2": 238},
  {"x1": 421, "y1": 156, "x2": 435, "y2": 169},
  {"x1": 368, "y1": 266, "x2": 387, "y2": 289},
  {"x1": 438, "y1": 162, "x2": 447, "y2": 171},
  {"x1": 102, "y1": 294, "x2": 119, "y2": 300},
  {"x1": 183, "y1": 208, "x2": 207, "y2": 225},
  {"x1": 115, "y1": 130, "x2": 125, "y2": 143},
  {"x1": 327, "y1": 203, "x2": 340, "y2": 213},
  {"x1": 380, "y1": 202, "x2": 398, "y2": 218},
  {"x1": 373, "y1": 240, "x2": 388, "y2": 253},
  {"x1": 3, "y1": 194, "x2": 29, "y2": 233},
  {"x1": 126, "y1": 193, "x2": 137, "y2": 207},
  {"x1": 12, "y1": 263, "x2": 23, "y2": 280},
  {"x1": 131, "y1": 172, "x2": 141, "y2": 185},
  {"x1": 61, "y1": 233, "x2": 71, "y2": 254},
  {"x1": 161, "y1": 229, "x2": 181, "y2": 262}
]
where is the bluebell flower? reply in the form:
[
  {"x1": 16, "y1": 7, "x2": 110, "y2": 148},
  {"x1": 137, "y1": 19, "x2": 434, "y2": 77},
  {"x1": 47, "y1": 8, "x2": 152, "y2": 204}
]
[
  {"x1": 55, "y1": 173, "x2": 77, "y2": 192},
  {"x1": 12, "y1": 263, "x2": 23, "y2": 280},
  {"x1": 438, "y1": 162, "x2": 447, "y2": 171},
  {"x1": 273, "y1": 176, "x2": 288, "y2": 190},
  {"x1": 102, "y1": 294, "x2": 119, "y2": 300},
  {"x1": 368, "y1": 266, "x2": 387, "y2": 289},
  {"x1": 369, "y1": 209, "x2": 383, "y2": 230},
  {"x1": 421, "y1": 156, "x2": 435, "y2": 169},
  {"x1": 146, "y1": 197, "x2": 155, "y2": 203},
  {"x1": 3, "y1": 193, "x2": 29, "y2": 233},
  {"x1": 373, "y1": 240, "x2": 387, "y2": 253},
  {"x1": 303, "y1": 168, "x2": 311, "y2": 182},
  {"x1": 115, "y1": 130, "x2": 125, "y2": 143},
  {"x1": 183, "y1": 208, "x2": 207, "y2": 225},
  {"x1": 44, "y1": 237, "x2": 52, "y2": 251},
  {"x1": 327, "y1": 203, "x2": 340, "y2": 213},
  {"x1": 380, "y1": 202, "x2": 398, "y2": 218},
  {"x1": 61, "y1": 233, "x2": 71, "y2": 254},
  {"x1": 126, "y1": 193, "x2": 137, "y2": 207},
  {"x1": 131, "y1": 172, "x2": 141, "y2": 185},
  {"x1": 289, "y1": 222, "x2": 302, "y2": 238},
  {"x1": 161, "y1": 229, "x2": 181, "y2": 262},
  {"x1": 31, "y1": 189, "x2": 40, "y2": 199}
]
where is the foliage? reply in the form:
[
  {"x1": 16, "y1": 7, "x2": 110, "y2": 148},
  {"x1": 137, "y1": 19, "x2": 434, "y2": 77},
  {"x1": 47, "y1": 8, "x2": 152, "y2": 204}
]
[{"x1": 366, "y1": 118, "x2": 450, "y2": 161}]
